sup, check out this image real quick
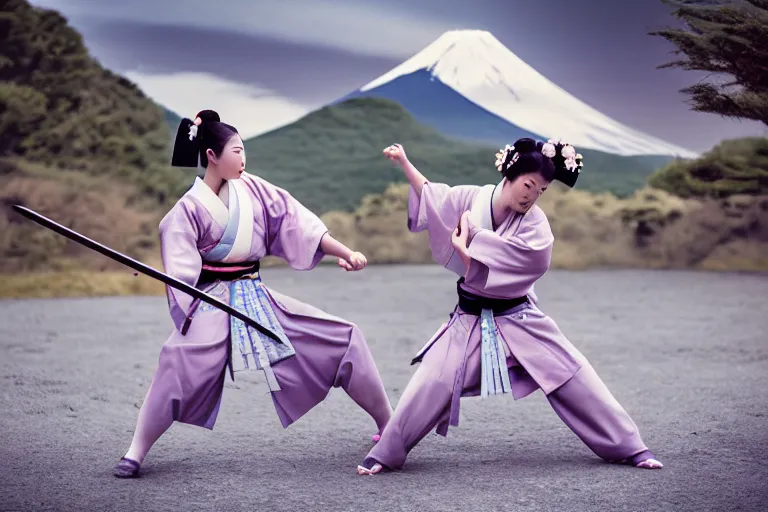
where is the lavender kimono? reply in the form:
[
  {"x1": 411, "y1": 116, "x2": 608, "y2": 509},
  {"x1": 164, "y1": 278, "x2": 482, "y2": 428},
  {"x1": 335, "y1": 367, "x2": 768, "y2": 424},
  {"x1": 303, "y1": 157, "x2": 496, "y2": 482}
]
[
  {"x1": 364, "y1": 179, "x2": 656, "y2": 470},
  {"x1": 141, "y1": 173, "x2": 391, "y2": 432}
]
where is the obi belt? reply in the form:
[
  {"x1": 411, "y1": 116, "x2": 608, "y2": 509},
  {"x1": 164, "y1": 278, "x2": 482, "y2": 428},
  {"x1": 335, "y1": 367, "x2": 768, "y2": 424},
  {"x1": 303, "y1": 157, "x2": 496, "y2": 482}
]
[
  {"x1": 447, "y1": 278, "x2": 529, "y2": 432},
  {"x1": 199, "y1": 260, "x2": 295, "y2": 393}
]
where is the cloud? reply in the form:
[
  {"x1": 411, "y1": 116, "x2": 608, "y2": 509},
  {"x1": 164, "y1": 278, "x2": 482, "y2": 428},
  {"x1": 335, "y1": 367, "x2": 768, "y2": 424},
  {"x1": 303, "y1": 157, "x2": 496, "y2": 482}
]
[
  {"x1": 30, "y1": 0, "x2": 461, "y2": 59},
  {"x1": 125, "y1": 71, "x2": 312, "y2": 138},
  {"x1": 67, "y1": 20, "x2": 401, "y2": 104}
]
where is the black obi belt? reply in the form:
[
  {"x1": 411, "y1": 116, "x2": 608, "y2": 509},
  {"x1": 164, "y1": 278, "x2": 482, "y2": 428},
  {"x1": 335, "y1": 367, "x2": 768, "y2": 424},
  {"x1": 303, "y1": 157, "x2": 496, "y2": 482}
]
[{"x1": 198, "y1": 260, "x2": 260, "y2": 284}]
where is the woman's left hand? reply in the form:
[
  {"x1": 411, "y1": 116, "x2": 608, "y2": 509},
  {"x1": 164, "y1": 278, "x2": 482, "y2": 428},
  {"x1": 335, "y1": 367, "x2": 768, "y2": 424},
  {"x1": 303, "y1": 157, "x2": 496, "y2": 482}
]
[
  {"x1": 338, "y1": 251, "x2": 368, "y2": 271},
  {"x1": 452, "y1": 211, "x2": 470, "y2": 250}
]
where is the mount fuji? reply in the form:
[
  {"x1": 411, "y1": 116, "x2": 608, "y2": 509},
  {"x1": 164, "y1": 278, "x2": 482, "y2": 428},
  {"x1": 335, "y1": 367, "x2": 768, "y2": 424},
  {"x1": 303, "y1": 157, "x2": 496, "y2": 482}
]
[{"x1": 337, "y1": 30, "x2": 697, "y2": 159}]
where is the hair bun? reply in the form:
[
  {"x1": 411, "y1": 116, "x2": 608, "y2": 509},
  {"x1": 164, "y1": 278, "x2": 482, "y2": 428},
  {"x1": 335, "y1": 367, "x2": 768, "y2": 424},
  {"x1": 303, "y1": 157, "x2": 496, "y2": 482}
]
[
  {"x1": 195, "y1": 109, "x2": 220, "y2": 124},
  {"x1": 512, "y1": 138, "x2": 537, "y2": 154},
  {"x1": 550, "y1": 140, "x2": 583, "y2": 188}
]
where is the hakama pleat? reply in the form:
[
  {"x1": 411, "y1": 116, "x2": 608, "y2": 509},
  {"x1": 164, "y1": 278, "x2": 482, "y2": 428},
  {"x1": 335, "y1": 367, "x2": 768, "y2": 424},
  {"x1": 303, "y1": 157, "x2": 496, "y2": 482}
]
[
  {"x1": 365, "y1": 305, "x2": 651, "y2": 470},
  {"x1": 264, "y1": 287, "x2": 391, "y2": 430},
  {"x1": 546, "y1": 362, "x2": 651, "y2": 463},
  {"x1": 146, "y1": 287, "x2": 232, "y2": 430},
  {"x1": 137, "y1": 283, "x2": 391, "y2": 433}
]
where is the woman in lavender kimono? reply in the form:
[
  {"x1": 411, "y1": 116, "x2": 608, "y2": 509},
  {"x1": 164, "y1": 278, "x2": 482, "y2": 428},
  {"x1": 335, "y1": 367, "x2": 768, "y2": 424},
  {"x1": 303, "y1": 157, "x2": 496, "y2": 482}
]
[
  {"x1": 113, "y1": 110, "x2": 392, "y2": 478},
  {"x1": 356, "y1": 138, "x2": 663, "y2": 475}
]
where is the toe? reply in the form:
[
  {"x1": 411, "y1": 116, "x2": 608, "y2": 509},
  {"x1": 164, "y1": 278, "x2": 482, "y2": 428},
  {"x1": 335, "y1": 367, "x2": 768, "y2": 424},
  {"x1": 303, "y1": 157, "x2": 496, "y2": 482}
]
[{"x1": 637, "y1": 458, "x2": 663, "y2": 469}]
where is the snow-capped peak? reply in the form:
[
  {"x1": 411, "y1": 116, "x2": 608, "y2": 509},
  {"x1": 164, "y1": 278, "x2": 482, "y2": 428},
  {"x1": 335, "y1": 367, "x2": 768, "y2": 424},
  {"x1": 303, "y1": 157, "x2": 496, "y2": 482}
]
[{"x1": 360, "y1": 30, "x2": 697, "y2": 158}]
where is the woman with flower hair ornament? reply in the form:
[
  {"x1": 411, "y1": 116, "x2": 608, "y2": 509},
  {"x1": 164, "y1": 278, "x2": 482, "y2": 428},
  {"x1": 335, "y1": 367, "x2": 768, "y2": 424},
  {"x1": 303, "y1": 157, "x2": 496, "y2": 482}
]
[
  {"x1": 112, "y1": 110, "x2": 392, "y2": 478},
  {"x1": 356, "y1": 137, "x2": 662, "y2": 475}
]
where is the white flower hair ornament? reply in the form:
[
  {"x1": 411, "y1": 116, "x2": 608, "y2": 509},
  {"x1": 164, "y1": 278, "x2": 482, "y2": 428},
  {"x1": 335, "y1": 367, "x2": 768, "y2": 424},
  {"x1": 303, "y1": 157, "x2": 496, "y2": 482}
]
[
  {"x1": 495, "y1": 144, "x2": 519, "y2": 172},
  {"x1": 188, "y1": 116, "x2": 202, "y2": 141},
  {"x1": 565, "y1": 147, "x2": 584, "y2": 173},
  {"x1": 541, "y1": 140, "x2": 557, "y2": 158},
  {"x1": 548, "y1": 139, "x2": 584, "y2": 188}
]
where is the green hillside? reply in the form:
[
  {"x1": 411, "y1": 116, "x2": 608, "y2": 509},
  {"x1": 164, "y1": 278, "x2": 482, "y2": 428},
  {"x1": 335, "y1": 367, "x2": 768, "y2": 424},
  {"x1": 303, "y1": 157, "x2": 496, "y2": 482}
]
[
  {"x1": 163, "y1": 106, "x2": 182, "y2": 127},
  {"x1": 649, "y1": 137, "x2": 768, "y2": 198},
  {"x1": 0, "y1": 0, "x2": 190, "y2": 273},
  {"x1": 243, "y1": 98, "x2": 677, "y2": 214},
  {"x1": 0, "y1": 0, "x2": 188, "y2": 205},
  {"x1": 163, "y1": 106, "x2": 182, "y2": 136}
]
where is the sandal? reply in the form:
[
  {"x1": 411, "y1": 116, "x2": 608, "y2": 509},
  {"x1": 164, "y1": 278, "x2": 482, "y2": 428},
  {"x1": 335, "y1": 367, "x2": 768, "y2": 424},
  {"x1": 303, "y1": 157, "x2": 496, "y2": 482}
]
[{"x1": 113, "y1": 457, "x2": 141, "y2": 478}]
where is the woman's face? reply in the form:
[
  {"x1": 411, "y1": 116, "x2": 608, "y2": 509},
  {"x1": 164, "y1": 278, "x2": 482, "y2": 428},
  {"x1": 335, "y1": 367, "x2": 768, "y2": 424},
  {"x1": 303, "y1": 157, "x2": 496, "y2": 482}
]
[
  {"x1": 503, "y1": 171, "x2": 550, "y2": 213},
  {"x1": 208, "y1": 134, "x2": 246, "y2": 180}
]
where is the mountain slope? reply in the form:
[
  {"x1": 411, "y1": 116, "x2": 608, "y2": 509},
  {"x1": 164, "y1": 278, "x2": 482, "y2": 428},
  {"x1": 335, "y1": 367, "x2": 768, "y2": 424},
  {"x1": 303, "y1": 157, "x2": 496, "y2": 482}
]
[
  {"x1": 163, "y1": 106, "x2": 182, "y2": 132},
  {"x1": 339, "y1": 30, "x2": 697, "y2": 159},
  {"x1": 0, "y1": 0, "x2": 189, "y2": 273},
  {"x1": 0, "y1": 0, "x2": 188, "y2": 204},
  {"x1": 340, "y1": 69, "x2": 544, "y2": 145},
  {"x1": 244, "y1": 98, "x2": 672, "y2": 214}
]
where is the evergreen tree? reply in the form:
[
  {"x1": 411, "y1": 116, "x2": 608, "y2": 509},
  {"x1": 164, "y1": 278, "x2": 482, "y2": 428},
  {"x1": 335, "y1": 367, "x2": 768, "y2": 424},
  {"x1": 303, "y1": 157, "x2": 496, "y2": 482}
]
[{"x1": 650, "y1": 0, "x2": 768, "y2": 125}]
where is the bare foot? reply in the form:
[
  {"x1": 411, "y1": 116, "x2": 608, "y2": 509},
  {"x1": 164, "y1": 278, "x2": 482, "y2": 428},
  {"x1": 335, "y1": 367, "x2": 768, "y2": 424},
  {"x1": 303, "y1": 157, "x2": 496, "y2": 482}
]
[
  {"x1": 357, "y1": 457, "x2": 384, "y2": 475},
  {"x1": 357, "y1": 463, "x2": 383, "y2": 475},
  {"x1": 636, "y1": 458, "x2": 663, "y2": 469}
]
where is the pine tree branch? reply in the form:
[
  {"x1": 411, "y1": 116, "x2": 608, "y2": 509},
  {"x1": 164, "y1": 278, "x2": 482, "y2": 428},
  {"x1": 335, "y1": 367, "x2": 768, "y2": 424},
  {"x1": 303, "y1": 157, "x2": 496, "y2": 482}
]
[
  {"x1": 682, "y1": 83, "x2": 768, "y2": 123},
  {"x1": 651, "y1": 0, "x2": 768, "y2": 124}
]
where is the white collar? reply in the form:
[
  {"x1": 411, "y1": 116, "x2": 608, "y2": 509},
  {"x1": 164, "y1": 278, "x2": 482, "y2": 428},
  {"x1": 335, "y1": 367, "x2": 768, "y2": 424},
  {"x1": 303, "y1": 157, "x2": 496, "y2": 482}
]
[{"x1": 187, "y1": 177, "x2": 229, "y2": 228}]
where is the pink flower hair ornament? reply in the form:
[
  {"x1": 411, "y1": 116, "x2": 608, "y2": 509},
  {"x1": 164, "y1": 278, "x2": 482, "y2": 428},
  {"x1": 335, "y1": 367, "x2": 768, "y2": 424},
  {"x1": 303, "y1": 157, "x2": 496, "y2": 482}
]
[{"x1": 495, "y1": 138, "x2": 584, "y2": 188}]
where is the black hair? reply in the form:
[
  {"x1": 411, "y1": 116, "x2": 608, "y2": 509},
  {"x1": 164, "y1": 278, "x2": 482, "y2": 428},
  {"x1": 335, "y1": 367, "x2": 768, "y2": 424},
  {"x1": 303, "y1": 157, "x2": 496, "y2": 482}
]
[
  {"x1": 499, "y1": 137, "x2": 582, "y2": 188},
  {"x1": 171, "y1": 109, "x2": 240, "y2": 168}
]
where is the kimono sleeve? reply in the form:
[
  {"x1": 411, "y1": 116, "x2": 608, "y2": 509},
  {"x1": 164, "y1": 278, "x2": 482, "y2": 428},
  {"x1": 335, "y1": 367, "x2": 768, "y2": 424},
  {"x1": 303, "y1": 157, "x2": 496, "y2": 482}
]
[
  {"x1": 463, "y1": 207, "x2": 554, "y2": 298},
  {"x1": 263, "y1": 183, "x2": 329, "y2": 270},
  {"x1": 407, "y1": 181, "x2": 477, "y2": 267},
  {"x1": 407, "y1": 181, "x2": 475, "y2": 233},
  {"x1": 158, "y1": 201, "x2": 203, "y2": 332}
]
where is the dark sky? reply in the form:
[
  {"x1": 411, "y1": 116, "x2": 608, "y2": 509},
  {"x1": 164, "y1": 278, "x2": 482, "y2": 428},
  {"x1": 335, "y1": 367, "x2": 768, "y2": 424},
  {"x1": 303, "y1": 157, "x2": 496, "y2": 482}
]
[{"x1": 31, "y1": 0, "x2": 766, "y2": 151}]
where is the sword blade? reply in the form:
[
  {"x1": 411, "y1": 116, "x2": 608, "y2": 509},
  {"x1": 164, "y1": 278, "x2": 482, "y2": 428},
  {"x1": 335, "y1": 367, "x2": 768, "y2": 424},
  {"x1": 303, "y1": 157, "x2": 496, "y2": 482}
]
[{"x1": 11, "y1": 204, "x2": 282, "y2": 344}]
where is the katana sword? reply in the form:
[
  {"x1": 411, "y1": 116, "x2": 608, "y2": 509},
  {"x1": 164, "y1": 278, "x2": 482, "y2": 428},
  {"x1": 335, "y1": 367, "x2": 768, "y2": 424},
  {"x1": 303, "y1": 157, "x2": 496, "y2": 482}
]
[{"x1": 11, "y1": 204, "x2": 282, "y2": 344}]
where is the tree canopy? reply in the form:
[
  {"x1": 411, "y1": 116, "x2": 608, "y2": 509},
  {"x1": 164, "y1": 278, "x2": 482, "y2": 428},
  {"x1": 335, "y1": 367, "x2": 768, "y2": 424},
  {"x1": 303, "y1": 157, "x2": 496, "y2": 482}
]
[
  {"x1": 650, "y1": 0, "x2": 768, "y2": 125},
  {"x1": 0, "y1": 0, "x2": 186, "y2": 203}
]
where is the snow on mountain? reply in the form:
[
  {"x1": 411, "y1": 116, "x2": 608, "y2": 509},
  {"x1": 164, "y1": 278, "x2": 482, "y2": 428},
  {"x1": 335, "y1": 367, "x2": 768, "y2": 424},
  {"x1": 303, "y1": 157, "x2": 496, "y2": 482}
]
[{"x1": 345, "y1": 30, "x2": 698, "y2": 158}]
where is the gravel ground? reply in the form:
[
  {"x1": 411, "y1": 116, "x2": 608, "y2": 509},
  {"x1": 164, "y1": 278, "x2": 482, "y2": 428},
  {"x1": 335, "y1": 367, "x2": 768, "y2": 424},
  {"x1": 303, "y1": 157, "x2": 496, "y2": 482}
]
[{"x1": 1, "y1": 265, "x2": 767, "y2": 512}]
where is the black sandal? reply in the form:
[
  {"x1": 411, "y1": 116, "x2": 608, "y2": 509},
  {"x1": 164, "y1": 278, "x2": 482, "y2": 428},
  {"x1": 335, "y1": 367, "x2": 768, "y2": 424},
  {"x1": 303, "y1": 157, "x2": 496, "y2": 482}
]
[{"x1": 113, "y1": 457, "x2": 141, "y2": 478}]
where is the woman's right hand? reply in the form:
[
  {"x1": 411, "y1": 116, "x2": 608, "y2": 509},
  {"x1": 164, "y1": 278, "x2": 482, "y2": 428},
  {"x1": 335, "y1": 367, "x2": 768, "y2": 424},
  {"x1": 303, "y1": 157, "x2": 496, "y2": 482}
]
[
  {"x1": 383, "y1": 143, "x2": 408, "y2": 167},
  {"x1": 384, "y1": 142, "x2": 428, "y2": 197},
  {"x1": 338, "y1": 251, "x2": 368, "y2": 271}
]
